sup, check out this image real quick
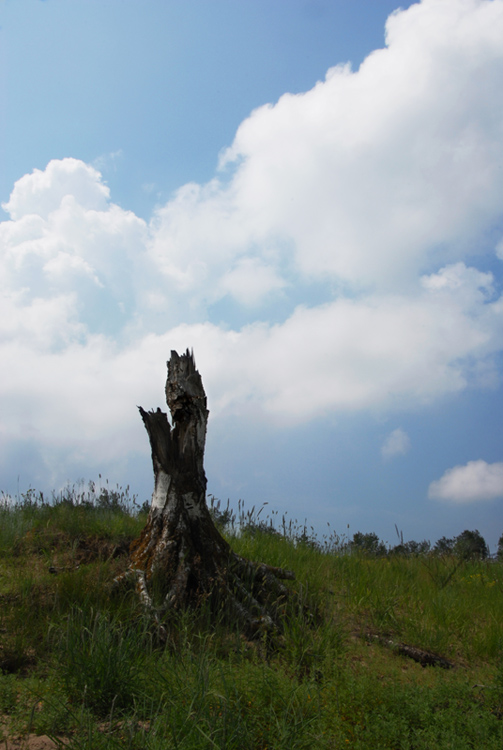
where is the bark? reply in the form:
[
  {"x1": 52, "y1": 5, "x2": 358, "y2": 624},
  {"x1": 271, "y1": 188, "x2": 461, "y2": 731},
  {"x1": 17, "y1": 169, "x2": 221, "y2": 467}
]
[
  {"x1": 366, "y1": 633, "x2": 454, "y2": 669},
  {"x1": 123, "y1": 349, "x2": 294, "y2": 635}
]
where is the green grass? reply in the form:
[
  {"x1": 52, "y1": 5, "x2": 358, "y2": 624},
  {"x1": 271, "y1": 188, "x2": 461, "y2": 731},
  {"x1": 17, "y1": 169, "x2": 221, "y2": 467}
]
[{"x1": 0, "y1": 486, "x2": 502, "y2": 748}]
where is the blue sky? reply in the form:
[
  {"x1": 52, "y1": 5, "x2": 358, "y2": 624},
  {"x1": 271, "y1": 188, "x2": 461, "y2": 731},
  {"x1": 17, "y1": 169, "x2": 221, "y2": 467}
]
[{"x1": 1, "y1": 0, "x2": 503, "y2": 551}]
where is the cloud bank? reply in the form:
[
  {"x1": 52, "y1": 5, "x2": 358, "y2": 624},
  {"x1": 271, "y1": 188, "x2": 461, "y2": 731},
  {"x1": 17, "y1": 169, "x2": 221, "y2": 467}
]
[
  {"x1": 1, "y1": 0, "x2": 503, "y2": 486},
  {"x1": 428, "y1": 460, "x2": 503, "y2": 503}
]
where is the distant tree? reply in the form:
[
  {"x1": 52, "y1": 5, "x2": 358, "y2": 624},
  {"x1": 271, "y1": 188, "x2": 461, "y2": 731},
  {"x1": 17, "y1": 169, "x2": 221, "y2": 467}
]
[
  {"x1": 242, "y1": 518, "x2": 282, "y2": 538},
  {"x1": 433, "y1": 536, "x2": 455, "y2": 555},
  {"x1": 408, "y1": 539, "x2": 431, "y2": 555},
  {"x1": 454, "y1": 529, "x2": 488, "y2": 560},
  {"x1": 390, "y1": 543, "x2": 406, "y2": 556},
  {"x1": 497, "y1": 533, "x2": 503, "y2": 562},
  {"x1": 351, "y1": 532, "x2": 387, "y2": 556},
  {"x1": 391, "y1": 539, "x2": 430, "y2": 556}
]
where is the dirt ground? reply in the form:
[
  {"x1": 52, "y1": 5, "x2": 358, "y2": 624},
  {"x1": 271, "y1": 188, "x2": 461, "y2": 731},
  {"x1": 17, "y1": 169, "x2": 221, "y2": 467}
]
[{"x1": 1, "y1": 734, "x2": 67, "y2": 749}]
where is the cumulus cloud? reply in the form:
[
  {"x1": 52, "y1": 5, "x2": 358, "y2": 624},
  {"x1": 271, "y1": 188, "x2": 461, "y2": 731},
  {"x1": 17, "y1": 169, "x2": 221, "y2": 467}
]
[
  {"x1": 0, "y1": 158, "x2": 149, "y2": 343},
  {"x1": 381, "y1": 428, "x2": 411, "y2": 459},
  {"x1": 1, "y1": 0, "x2": 503, "y2": 485},
  {"x1": 147, "y1": 0, "x2": 503, "y2": 300},
  {"x1": 210, "y1": 0, "x2": 503, "y2": 291},
  {"x1": 218, "y1": 258, "x2": 287, "y2": 307},
  {"x1": 428, "y1": 460, "x2": 503, "y2": 503},
  {"x1": 2, "y1": 158, "x2": 110, "y2": 221}
]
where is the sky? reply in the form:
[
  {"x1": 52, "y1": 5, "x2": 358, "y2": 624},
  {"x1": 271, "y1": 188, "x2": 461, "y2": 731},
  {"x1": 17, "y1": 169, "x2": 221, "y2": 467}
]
[{"x1": 1, "y1": 0, "x2": 503, "y2": 551}]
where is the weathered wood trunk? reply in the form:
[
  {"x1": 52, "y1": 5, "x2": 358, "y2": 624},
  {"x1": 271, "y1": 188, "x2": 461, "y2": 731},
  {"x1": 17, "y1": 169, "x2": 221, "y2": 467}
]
[{"x1": 126, "y1": 349, "x2": 294, "y2": 634}]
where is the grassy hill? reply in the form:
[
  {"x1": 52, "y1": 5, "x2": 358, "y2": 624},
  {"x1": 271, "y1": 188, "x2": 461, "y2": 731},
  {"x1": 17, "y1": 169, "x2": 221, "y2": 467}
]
[{"x1": 0, "y1": 484, "x2": 502, "y2": 749}]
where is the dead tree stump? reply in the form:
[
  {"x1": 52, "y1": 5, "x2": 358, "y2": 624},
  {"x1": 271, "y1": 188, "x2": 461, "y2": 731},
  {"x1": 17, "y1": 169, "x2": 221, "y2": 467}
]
[{"x1": 125, "y1": 349, "x2": 295, "y2": 635}]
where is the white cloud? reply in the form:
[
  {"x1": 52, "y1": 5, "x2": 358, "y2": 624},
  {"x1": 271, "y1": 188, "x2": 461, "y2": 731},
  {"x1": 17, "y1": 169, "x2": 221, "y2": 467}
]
[
  {"x1": 428, "y1": 460, "x2": 503, "y2": 503},
  {"x1": 218, "y1": 258, "x2": 287, "y2": 306},
  {"x1": 145, "y1": 0, "x2": 503, "y2": 299},
  {"x1": 0, "y1": 159, "x2": 149, "y2": 343},
  {"x1": 0, "y1": 261, "x2": 499, "y2": 446},
  {"x1": 1, "y1": 0, "x2": 503, "y2": 486},
  {"x1": 381, "y1": 428, "x2": 411, "y2": 459},
  {"x1": 210, "y1": 0, "x2": 503, "y2": 291},
  {"x1": 2, "y1": 158, "x2": 110, "y2": 221}
]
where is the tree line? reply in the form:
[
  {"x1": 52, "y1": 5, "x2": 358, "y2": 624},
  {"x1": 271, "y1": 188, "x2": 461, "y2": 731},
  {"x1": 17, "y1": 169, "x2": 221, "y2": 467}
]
[
  {"x1": 350, "y1": 528, "x2": 502, "y2": 560},
  {"x1": 209, "y1": 502, "x2": 501, "y2": 560}
]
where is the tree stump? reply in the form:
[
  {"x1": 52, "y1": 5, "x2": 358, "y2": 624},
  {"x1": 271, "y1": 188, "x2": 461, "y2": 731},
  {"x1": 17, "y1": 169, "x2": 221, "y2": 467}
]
[{"x1": 125, "y1": 349, "x2": 295, "y2": 635}]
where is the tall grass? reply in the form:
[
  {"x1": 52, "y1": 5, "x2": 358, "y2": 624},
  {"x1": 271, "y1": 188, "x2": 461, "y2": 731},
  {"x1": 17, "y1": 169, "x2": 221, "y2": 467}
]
[
  {"x1": 0, "y1": 487, "x2": 502, "y2": 748},
  {"x1": 58, "y1": 608, "x2": 151, "y2": 716}
]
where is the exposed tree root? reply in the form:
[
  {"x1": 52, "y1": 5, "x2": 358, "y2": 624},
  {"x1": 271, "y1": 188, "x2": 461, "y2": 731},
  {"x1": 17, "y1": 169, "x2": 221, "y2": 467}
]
[
  {"x1": 365, "y1": 632, "x2": 454, "y2": 669},
  {"x1": 116, "y1": 506, "x2": 296, "y2": 635},
  {"x1": 115, "y1": 530, "x2": 295, "y2": 637}
]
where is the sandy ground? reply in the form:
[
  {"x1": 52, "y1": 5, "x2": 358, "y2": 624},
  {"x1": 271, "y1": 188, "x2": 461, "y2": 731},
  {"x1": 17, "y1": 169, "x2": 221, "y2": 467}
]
[{"x1": 0, "y1": 734, "x2": 67, "y2": 749}]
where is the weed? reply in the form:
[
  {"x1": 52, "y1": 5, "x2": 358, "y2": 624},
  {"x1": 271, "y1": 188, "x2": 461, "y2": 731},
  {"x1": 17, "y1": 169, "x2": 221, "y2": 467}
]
[{"x1": 0, "y1": 486, "x2": 502, "y2": 748}]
